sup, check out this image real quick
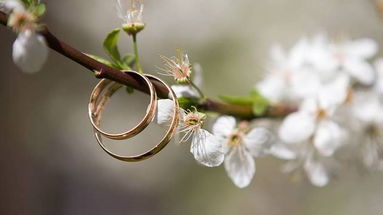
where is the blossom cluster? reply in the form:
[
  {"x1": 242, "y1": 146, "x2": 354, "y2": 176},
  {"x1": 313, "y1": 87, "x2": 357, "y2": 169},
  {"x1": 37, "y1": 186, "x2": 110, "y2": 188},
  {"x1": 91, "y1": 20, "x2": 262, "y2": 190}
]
[
  {"x1": 158, "y1": 34, "x2": 383, "y2": 188},
  {"x1": 3, "y1": 0, "x2": 383, "y2": 189},
  {"x1": 259, "y1": 34, "x2": 383, "y2": 187},
  {"x1": 1, "y1": 0, "x2": 48, "y2": 73}
]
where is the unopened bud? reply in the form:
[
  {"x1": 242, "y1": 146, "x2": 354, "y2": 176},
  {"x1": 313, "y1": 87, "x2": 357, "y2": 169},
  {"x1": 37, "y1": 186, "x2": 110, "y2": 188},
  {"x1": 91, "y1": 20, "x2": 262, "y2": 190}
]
[{"x1": 122, "y1": 22, "x2": 145, "y2": 35}]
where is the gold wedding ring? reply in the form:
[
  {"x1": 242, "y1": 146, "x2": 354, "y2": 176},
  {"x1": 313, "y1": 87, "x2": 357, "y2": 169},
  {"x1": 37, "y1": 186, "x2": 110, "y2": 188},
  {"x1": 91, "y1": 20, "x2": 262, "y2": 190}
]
[
  {"x1": 89, "y1": 71, "x2": 180, "y2": 162},
  {"x1": 88, "y1": 71, "x2": 157, "y2": 140}
]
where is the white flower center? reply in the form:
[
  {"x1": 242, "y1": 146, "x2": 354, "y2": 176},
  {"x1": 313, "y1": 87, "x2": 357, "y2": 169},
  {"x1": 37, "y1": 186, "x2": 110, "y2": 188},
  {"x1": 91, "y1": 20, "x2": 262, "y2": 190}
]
[
  {"x1": 8, "y1": 10, "x2": 36, "y2": 32},
  {"x1": 316, "y1": 108, "x2": 327, "y2": 120},
  {"x1": 178, "y1": 111, "x2": 206, "y2": 143},
  {"x1": 228, "y1": 130, "x2": 244, "y2": 147}
]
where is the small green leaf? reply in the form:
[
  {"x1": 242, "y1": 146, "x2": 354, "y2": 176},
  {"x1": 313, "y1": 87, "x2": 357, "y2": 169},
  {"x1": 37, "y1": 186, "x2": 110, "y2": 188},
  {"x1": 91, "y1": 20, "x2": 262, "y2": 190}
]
[
  {"x1": 250, "y1": 89, "x2": 270, "y2": 115},
  {"x1": 250, "y1": 89, "x2": 270, "y2": 106},
  {"x1": 103, "y1": 28, "x2": 122, "y2": 64},
  {"x1": 125, "y1": 86, "x2": 134, "y2": 94},
  {"x1": 33, "y1": 3, "x2": 46, "y2": 17},
  {"x1": 86, "y1": 54, "x2": 115, "y2": 68},
  {"x1": 122, "y1": 54, "x2": 135, "y2": 67},
  {"x1": 219, "y1": 89, "x2": 270, "y2": 116},
  {"x1": 21, "y1": 0, "x2": 39, "y2": 7},
  {"x1": 218, "y1": 95, "x2": 253, "y2": 105},
  {"x1": 252, "y1": 102, "x2": 269, "y2": 115},
  {"x1": 178, "y1": 97, "x2": 199, "y2": 110},
  {"x1": 20, "y1": 0, "x2": 32, "y2": 7}
]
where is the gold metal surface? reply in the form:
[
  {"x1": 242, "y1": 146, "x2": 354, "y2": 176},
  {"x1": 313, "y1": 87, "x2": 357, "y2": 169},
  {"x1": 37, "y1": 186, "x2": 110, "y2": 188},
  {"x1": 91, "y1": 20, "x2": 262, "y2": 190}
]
[
  {"x1": 89, "y1": 72, "x2": 180, "y2": 162},
  {"x1": 88, "y1": 70, "x2": 157, "y2": 140}
]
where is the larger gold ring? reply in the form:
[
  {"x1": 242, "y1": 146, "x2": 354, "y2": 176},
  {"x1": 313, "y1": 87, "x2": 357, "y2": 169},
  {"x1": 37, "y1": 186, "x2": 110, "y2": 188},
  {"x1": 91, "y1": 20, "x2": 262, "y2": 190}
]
[
  {"x1": 93, "y1": 74, "x2": 180, "y2": 162},
  {"x1": 88, "y1": 71, "x2": 157, "y2": 140}
]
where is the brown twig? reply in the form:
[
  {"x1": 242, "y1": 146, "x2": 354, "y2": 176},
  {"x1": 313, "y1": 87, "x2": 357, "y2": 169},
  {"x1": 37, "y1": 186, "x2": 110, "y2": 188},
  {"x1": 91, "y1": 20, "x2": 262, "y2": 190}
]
[{"x1": 0, "y1": 11, "x2": 296, "y2": 119}]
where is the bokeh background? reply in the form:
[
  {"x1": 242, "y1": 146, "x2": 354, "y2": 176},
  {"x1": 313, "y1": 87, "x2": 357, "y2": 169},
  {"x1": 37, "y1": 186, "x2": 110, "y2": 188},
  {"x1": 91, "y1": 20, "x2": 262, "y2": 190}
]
[{"x1": 1, "y1": 0, "x2": 383, "y2": 214}]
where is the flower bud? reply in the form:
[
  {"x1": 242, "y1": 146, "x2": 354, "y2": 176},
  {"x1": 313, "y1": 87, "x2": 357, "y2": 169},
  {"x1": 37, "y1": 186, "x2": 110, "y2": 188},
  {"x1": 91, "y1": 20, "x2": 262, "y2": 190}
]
[
  {"x1": 116, "y1": 0, "x2": 145, "y2": 35},
  {"x1": 159, "y1": 51, "x2": 192, "y2": 84},
  {"x1": 12, "y1": 30, "x2": 48, "y2": 73},
  {"x1": 122, "y1": 22, "x2": 144, "y2": 35},
  {"x1": 7, "y1": 8, "x2": 37, "y2": 33}
]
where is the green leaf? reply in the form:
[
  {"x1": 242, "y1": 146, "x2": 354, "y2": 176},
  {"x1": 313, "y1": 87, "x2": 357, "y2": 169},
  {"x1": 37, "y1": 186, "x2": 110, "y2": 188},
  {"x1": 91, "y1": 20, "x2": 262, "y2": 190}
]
[
  {"x1": 219, "y1": 89, "x2": 270, "y2": 116},
  {"x1": 33, "y1": 3, "x2": 46, "y2": 17},
  {"x1": 178, "y1": 97, "x2": 199, "y2": 110},
  {"x1": 122, "y1": 54, "x2": 135, "y2": 67},
  {"x1": 250, "y1": 89, "x2": 269, "y2": 105},
  {"x1": 125, "y1": 86, "x2": 134, "y2": 94},
  {"x1": 85, "y1": 53, "x2": 115, "y2": 68},
  {"x1": 252, "y1": 102, "x2": 269, "y2": 115},
  {"x1": 250, "y1": 89, "x2": 270, "y2": 115},
  {"x1": 103, "y1": 28, "x2": 122, "y2": 64},
  {"x1": 20, "y1": 0, "x2": 38, "y2": 7},
  {"x1": 20, "y1": 0, "x2": 32, "y2": 7},
  {"x1": 218, "y1": 95, "x2": 253, "y2": 106}
]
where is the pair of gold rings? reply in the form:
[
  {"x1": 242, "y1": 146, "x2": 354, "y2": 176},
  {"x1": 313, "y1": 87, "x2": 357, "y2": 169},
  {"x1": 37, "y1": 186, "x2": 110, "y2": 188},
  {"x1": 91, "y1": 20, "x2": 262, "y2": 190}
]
[{"x1": 88, "y1": 71, "x2": 180, "y2": 162}]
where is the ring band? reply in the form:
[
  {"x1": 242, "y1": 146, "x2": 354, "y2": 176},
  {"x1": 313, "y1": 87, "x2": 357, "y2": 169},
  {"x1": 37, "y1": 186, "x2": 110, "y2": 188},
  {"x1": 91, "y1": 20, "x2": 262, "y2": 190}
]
[
  {"x1": 88, "y1": 70, "x2": 157, "y2": 140},
  {"x1": 92, "y1": 74, "x2": 180, "y2": 162}
]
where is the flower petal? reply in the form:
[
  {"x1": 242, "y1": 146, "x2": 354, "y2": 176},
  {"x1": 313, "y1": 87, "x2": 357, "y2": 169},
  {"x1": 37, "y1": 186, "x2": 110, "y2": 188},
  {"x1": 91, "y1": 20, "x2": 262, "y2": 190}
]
[
  {"x1": 212, "y1": 115, "x2": 236, "y2": 138},
  {"x1": 300, "y1": 98, "x2": 318, "y2": 115},
  {"x1": 308, "y1": 34, "x2": 338, "y2": 72},
  {"x1": 347, "y1": 38, "x2": 378, "y2": 59},
  {"x1": 190, "y1": 129, "x2": 224, "y2": 167},
  {"x1": 374, "y1": 58, "x2": 383, "y2": 94},
  {"x1": 279, "y1": 112, "x2": 316, "y2": 144},
  {"x1": 318, "y1": 74, "x2": 350, "y2": 109},
  {"x1": 256, "y1": 76, "x2": 287, "y2": 102},
  {"x1": 352, "y1": 93, "x2": 383, "y2": 124},
  {"x1": 192, "y1": 63, "x2": 203, "y2": 87},
  {"x1": 269, "y1": 142, "x2": 297, "y2": 160},
  {"x1": 289, "y1": 38, "x2": 309, "y2": 68},
  {"x1": 314, "y1": 120, "x2": 345, "y2": 156},
  {"x1": 304, "y1": 157, "x2": 329, "y2": 187},
  {"x1": 0, "y1": 0, "x2": 25, "y2": 13},
  {"x1": 171, "y1": 85, "x2": 199, "y2": 98},
  {"x1": 12, "y1": 30, "x2": 48, "y2": 73},
  {"x1": 291, "y1": 69, "x2": 322, "y2": 99},
  {"x1": 243, "y1": 127, "x2": 271, "y2": 156},
  {"x1": 155, "y1": 99, "x2": 177, "y2": 125},
  {"x1": 224, "y1": 145, "x2": 255, "y2": 188},
  {"x1": 344, "y1": 58, "x2": 375, "y2": 85}
]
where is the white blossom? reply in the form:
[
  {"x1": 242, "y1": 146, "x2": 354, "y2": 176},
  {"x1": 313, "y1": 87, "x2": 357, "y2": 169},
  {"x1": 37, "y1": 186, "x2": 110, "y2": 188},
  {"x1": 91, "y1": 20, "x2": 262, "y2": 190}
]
[
  {"x1": 2, "y1": 1, "x2": 48, "y2": 73},
  {"x1": 269, "y1": 141, "x2": 297, "y2": 160},
  {"x1": 0, "y1": 0, "x2": 24, "y2": 14},
  {"x1": 158, "y1": 51, "x2": 192, "y2": 84},
  {"x1": 12, "y1": 29, "x2": 48, "y2": 73},
  {"x1": 303, "y1": 152, "x2": 331, "y2": 187},
  {"x1": 351, "y1": 92, "x2": 383, "y2": 170},
  {"x1": 279, "y1": 75, "x2": 349, "y2": 157},
  {"x1": 257, "y1": 39, "x2": 309, "y2": 103},
  {"x1": 116, "y1": 0, "x2": 144, "y2": 25},
  {"x1": 374, "y1": 58, "x2": 383, "y2": 94},
  {"x1": 257, "y1": 37, "x2": 329, "y2": 103},
  {"x1": 213, "y1": 116, "x2": 270, "y2": 188},
  {"x1": 276, "y1": 141, "x2": 338, "y2": 187},
  {"x1": 156, "y1": 99, "x2": 224, "y2": 167},
  {"x1": 328, "y1": 38, "x2": 378, "y2": 85},
  {"x1": 171, "y1": 63, "x2": 203, "y2": 98}
]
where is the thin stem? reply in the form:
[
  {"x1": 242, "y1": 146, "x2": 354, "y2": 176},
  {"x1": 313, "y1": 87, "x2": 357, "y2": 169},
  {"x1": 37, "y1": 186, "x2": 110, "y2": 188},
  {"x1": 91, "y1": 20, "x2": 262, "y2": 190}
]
[
  {"x1": 0, "y1": 11, "x2": 296, "y2": 119},
  {"x1": 132, "y1": 33, "x2": 143, "y2": 73},
  {"x1": 189, "y1": 80, "x2": 205, "y2": 99}
]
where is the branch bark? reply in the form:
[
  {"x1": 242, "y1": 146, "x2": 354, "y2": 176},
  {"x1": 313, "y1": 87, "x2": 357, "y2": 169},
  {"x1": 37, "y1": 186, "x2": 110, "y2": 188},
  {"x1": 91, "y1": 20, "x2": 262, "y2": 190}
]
[{"x1": 0, "y1": 11, "x2": 296, "y2": 119}]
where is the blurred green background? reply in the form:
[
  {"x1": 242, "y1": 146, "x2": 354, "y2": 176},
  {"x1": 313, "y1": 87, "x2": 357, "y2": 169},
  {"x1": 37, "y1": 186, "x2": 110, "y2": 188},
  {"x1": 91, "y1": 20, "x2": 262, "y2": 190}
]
[{"x1": 1, "y1": 0, "x2": 383, "y2": 214}]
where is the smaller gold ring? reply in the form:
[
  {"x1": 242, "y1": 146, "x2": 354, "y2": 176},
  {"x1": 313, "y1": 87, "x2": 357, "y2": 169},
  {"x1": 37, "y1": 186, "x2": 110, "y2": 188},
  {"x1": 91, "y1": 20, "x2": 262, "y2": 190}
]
[
  {"x1": 88, "y1": 71, "x2": 157, "y2": 140},
  {"x1": 93, "y1": 74, "x2": 180, "y2": 162}
]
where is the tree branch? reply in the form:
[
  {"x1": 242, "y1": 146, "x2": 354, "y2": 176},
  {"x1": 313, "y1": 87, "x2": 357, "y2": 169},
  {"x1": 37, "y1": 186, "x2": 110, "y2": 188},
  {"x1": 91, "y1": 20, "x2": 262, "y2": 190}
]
[{"x1": 0, "y1": 11, "x2": 296, "y2": 119}]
